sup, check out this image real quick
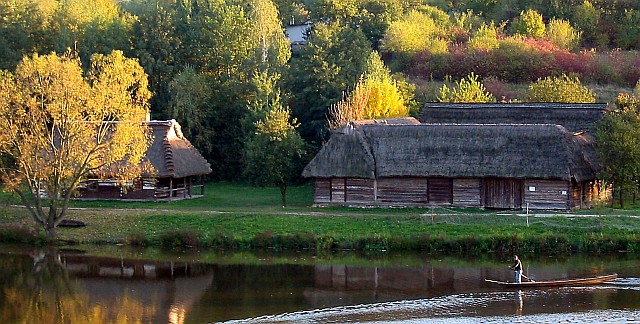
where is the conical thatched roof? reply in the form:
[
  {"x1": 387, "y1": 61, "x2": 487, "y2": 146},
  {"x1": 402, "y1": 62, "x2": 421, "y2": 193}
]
[
  {"x1": 303, "y1": 121, "x2": 599, "y2": 182},
  {"x1": 420, "y1": 103, "x2": 607, "y2": 133},
  {"x1": 146, "y1": 120, "x2": 212, "y2": 178}
]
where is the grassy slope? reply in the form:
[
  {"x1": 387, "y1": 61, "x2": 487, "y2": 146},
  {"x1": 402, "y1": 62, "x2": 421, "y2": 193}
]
[{"x1": 1, "y1": 183, "x2": 639, "y2": 253}]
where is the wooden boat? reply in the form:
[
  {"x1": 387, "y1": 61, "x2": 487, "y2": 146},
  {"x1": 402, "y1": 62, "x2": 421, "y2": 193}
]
[{"x1": 485, "y1": 273, "x2": 618, "y2": 288}]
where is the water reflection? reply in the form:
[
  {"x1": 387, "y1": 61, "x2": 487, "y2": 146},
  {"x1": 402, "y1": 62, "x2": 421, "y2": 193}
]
[{"x1": 0, "y1": 246, "x2": 638, "y2": 323}]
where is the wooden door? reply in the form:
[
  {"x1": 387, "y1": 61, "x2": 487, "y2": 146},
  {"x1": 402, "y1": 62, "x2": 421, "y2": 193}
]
[{"x1": 483, "y1": 178, "x2": 523, "y2": 209}]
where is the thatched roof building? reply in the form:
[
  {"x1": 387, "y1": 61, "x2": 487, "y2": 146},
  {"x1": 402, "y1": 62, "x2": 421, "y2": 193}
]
[
  {"x1": 420, "y1": 103, "x2": 607, "y2": 132},
  {"x1": 303, "y1": 116, "x2": 605, "y2": 210},
  {"x1": 78, "y1": 120, "x2": 211, "y2": 201},
  {"x1": 146, "y1": 120, "x2": 212, "y2": 178},
  {"x1": 303, "y1": 122, "x2": 598, "y2": 182}
]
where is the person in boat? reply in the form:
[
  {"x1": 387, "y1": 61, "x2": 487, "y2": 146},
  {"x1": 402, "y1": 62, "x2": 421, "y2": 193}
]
[{"x1": 509, "y1": 255, "x2": 523, "y2": 283}]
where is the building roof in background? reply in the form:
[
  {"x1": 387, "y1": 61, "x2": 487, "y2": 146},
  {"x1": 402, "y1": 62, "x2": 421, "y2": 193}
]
[
  {"x1": 146, "y1": 120, "x2": 211, "y2": 178},
  {"x1": 420, "y1": 103, "x2": 607, "y2": 133}
]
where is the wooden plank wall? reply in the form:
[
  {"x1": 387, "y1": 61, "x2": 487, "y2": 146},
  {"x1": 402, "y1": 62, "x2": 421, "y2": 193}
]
[
  {"x1": 314, "y1": 179, "x2": 332, "y2": 204},
  {"x1": 428, "y1": 179, "x2": 453, "y2": 204},
  {"x1": 523, "y1": 180, "x2": 570, "y2": 210},
  {"x1": 377, "y1": 177, "x2": 428, "y2": 205},
  {"x1": 453, "y1": 179, "x2": 481, "y2": 207},
  {"x1": 346, "y1": 178, "x2": 375, "y2": 204}
]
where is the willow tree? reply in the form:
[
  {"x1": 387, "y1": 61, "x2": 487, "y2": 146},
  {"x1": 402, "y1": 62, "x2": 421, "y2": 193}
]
[{"x1": 0, "y1": 51, "x2": 151, "y2": 237}]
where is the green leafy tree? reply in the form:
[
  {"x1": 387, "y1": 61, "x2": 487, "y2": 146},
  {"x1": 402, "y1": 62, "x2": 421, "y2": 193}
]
[
  {"x1": 287, "y1": 22, "x2": 372, "y2": 143},
  {"x1": 527, "y1": 74, "x2": 596, "y2": 103},
  {"x1": 0, "y1": 51, "x2": 151, "y2": 237},
  {"x1": 545, "y1": 18, "x2": 581, "y2": 51},
  {"x1": 52, "y1": 0, "x2": 132, "y2": 65},
  {"x1": 510, "y1": 9, "x2": 545, "y2": 39},
  {"x1": 381, "y1": 9, "x2": 449, "y2": 55},
  {"x1": 243, "y1": 101, "x2": 305, "y2": 207},
  {"x1": 167, "y1": 65, "x2": 214, "y2": 156},
  {"x1": 437, "y1": 73, "x2": 496, "y2": 103},
  {"x1": 617, "y1": 9, "x2": 640, "y2": 50},
  {"x1": 0, "y1": 0, "x2": 56, "y2": 70},
  {"x1": 594, "y1": 91, "x2": 640, "y2": 207},
  {"x1": 573, "y1": 1, "x2": 605, "y2": 48},
  {"x1": 468, "y1": 22, "x2": 500, "y2": 51}
]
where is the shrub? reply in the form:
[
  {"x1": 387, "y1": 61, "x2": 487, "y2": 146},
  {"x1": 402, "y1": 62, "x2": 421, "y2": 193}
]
[
  {"x1": 0, "y1": 224, "x2": 45, "y2": 244},
  {"x1": 438, "y1": 73, "x2": 496, "y2": 103},
  {"x1": 159, "y1": 228, "x2": 200, "y2": 248},
  {"x1": 468, "y1": 23, "x2": 500, "y2": 51},
  {"x1": 510, "y1": 9, "x2": 545, "y2": 39},
  {"x1": 528, "y1": 74, "x2": 596, "y2": 102},
  {"x1": 382, "y1": 10, "x2": 449, "y2": 55},
  {"x1": 124, "y1": 231, "x2": 148, "y2": 246},
  {"x1": 545, "y1": 18, "x2": 581, "y2": 51}
]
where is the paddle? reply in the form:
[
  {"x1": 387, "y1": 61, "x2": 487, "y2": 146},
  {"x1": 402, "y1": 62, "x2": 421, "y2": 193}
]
[{"x1": 522, "y1": 273, "x2": 535, "y2": 282}]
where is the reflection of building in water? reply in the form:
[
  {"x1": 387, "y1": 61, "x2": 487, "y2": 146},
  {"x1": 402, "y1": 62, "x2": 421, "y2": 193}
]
[
  {"x1": 305, "y1": 262, "x2": 582, "y2": 308},
  {"x1": 59, "y1": 254, "x2": 213, "y2": 324}
]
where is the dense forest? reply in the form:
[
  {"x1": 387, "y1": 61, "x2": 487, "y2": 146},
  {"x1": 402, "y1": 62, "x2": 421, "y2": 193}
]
[{"x1": 3, "y1": 0, "x2": 640, "y2": 185}]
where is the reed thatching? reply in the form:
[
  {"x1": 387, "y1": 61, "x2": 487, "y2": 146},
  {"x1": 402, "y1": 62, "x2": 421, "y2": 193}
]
[
  {"x1": 420, "y1": 103, "x2": 607, "y2": 133},
  {"x1": 303, "y1": 121, "x2": 599, "y2": 182},
  {"x1": 146, "y1": 120, "x2": 212, "y2": 178}
]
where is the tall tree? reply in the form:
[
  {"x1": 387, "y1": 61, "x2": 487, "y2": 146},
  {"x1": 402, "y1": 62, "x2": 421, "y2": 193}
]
[
  {"x1": 0, "y1": 51, "x2": 151, "y2": 237},
  {"x1": 243, "y1": 100, "x2": 305, "y2": 207},
  {"x1": 287, "y1": 22, "x2": 372, "y2": 144},
  {"x1": 594, "y1": 92, "x2": 640, "y2": 207}
]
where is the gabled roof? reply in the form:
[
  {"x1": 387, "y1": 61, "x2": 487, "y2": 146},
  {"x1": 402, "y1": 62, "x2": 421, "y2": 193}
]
[
  {"x1": 303, "y1": 121, "x2": 599, "y2": 182},
  {"x1": 420, "y1": 103, "x2": 607, "y2": 132},
  {"x1": 146, "y1": 120, "x2": 211, "y2": 178}
]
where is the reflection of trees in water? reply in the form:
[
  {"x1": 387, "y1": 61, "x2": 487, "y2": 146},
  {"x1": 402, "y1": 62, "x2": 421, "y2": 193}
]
[{"x1": 0, "y1": 250, "x2": 155, "y2": 323}]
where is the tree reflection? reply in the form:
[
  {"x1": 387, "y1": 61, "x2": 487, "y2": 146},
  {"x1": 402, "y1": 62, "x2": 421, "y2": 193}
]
[{"x1": 0, "y1": 249, "x2": 155, "y2": 324}]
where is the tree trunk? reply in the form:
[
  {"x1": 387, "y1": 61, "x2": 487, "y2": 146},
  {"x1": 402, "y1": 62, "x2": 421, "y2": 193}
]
[
  {"x1": 619, "y1": 186, "x2": 624, "y2": 208},
  {"x1": 280, "y1": 184, "x2": 287, "y2": 207},
  {"x1": 45, "y1": 222, "x2": 57, "y2": 238}
]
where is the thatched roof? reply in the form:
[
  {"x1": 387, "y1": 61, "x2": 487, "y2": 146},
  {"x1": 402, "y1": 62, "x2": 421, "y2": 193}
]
[
  {"x1": 303, "y1": 122, "x2": 599, "y2": 182},
  {"x1": 420, "y1": 103, "x2": 607, "y2": 132},
  {"x1": 146, "y1": 120, "x2": 211, "y2": 178}
]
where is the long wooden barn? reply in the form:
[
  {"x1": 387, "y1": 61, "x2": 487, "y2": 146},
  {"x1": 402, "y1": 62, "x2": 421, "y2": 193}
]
[
  {"x1": 303, "y1": 114, "x2": 607, "y2": 210},
  {"x1": 77, "y1": 120, "x2": 212, "y2": 201}
]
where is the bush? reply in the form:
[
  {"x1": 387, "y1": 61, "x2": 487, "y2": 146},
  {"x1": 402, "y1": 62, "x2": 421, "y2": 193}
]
[
  {"x1": 159, "y1": 228, "x2": 200, "y2": 248},
  {"x1": 0, "y1": 224, "x2": 45, "y2": 244},
  {"x1": 510, "y1": 9, "x2": 545, "y2": 39},
  {"x1": 545, "y1": 18, "x2": 581, "y2": 51},
  {"x1": 438, "y1": 73, "x2": 496, "y2": 103},
  {"x1": 528, "y1": 74, "x2": 596, "y2": 102}
]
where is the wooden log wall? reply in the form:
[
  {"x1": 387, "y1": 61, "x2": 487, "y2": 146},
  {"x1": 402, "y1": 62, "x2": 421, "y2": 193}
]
[
  {"x1": 523, "y1": 179, "x2": 570, "y2": 210},
  {"x1": 377, "y1": 177, "x2": 428, "y2": 205},
  {"x1": 453, "y1": 179, "x2": 482, "y2": 207}
]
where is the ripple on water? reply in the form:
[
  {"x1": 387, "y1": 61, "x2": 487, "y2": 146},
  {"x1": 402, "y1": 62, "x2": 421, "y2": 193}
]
[{"x1": 219, "y1": 288, "x2": 640, "y2": 324}]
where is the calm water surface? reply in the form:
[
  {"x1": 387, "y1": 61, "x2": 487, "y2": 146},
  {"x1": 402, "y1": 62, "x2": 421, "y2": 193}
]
[{"x1": 0, "y1": 244, "x2": 638, "y2": 323}]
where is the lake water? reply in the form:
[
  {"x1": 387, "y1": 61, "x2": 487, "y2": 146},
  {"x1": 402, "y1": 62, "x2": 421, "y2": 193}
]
[{"x1": 0, "y1": 244, "x2": 639, "y2": 323}]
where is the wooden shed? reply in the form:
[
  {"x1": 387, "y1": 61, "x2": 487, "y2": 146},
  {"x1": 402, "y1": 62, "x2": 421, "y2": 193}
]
[
  {"x1": 77, "y1": 120, "x2": 212, "y2": 201},
  {"x1": 302, "y1": 118, "x2": 605, "y2": 210}
]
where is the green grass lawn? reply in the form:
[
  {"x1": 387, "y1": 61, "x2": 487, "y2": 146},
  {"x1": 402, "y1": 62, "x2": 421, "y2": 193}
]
[{"x1": 1, "y1": 182, "x2": 639, "y2": 254}]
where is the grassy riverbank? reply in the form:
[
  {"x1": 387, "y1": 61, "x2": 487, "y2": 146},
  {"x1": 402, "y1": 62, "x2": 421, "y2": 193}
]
[{"x1": 1, "y1": 183, "x2": 639, "y2": 254}]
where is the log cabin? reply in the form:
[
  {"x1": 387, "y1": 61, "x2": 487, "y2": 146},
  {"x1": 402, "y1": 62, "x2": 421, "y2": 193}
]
[
  {"x1": 303, "y1": 104, "x2": 609, "y2": 210},
  {"x1": 77, "y1": 120, "x2": 211, "y2": 201}
]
